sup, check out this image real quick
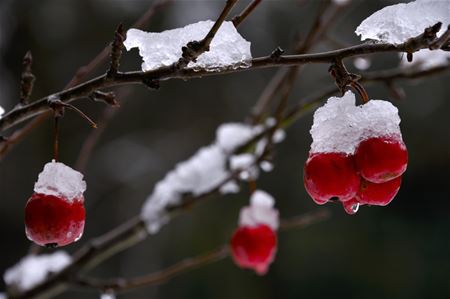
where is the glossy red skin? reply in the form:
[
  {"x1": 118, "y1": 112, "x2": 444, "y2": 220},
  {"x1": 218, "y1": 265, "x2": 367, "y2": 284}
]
[
  {"x1": 355, "y1": 136, "x2": 408, "y2": 183},
  {"x1": 357, "y1": 176, "x2": 401, "y2": 206},
  {"x1": 230, "y1": 224, "x2": 277, "y2": 275},
  {"x1": 25, "y1": 193, "x2": 85, "y2": 247},
  {"x1": 304, "y1": 152, "x2": 360, "y2": 204},
  {"x1": 342, "y1": 197, "x2": 361, "y2": 215}
]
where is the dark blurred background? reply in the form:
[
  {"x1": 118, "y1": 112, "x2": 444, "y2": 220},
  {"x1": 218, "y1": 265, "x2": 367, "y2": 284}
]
[{"x1": 1, "y1": 0, "x2": 449, "y2": 298}]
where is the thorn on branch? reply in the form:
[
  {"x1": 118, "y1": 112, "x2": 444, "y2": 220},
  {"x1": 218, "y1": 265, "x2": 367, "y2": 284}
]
[
  {"x1": 107, "y1": 23, "x2": 125, "y2": 78},
  {"x1": 143, "y1": 78, "x2": 160, "y2": 90},
  {"x1": 270, "y1": 47, "x2": 285, "y2": 61},
  {"x1": 90, "y1": 91, "x2": 120, "y2": 107},
  {"x1": 20, "y1": 51, "x2": 36, "y2": 105},
  {"x1": 407, "y1": 52, "x2": 413, "y2": 62},
  {"x1": 48, "y1": 95, "x2": 97, "y2": 128}
]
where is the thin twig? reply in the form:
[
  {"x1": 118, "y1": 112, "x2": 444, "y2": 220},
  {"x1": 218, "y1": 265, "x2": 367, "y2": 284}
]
[
  {"x1": 232, "y1": 0, "x2": 262, "y2": 27},
  {"x1": 19, "y1": 51, "x2": 35, "y2": 106}
]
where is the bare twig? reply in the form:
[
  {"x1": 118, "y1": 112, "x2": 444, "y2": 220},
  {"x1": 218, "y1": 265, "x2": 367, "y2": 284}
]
[
  {"x1": 19, "y1": 51, "x2": 35, "y2": 106},
  {"x1": 232, "y1": 0, "x2": 262, "y2": 27},
  {"x1": 107, "y1": 24, "x2": 125, "y2": 78},
  {"x1": 429, "y1": 24, "x2": 450, "y2": 50}
]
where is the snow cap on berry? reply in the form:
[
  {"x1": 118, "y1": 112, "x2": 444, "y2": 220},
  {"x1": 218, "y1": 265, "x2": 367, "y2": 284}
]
[
  {"x1": 310, "y1": 91, "x2": 402, "y2": 154},
  {"x1": 239, "y1": 190, "x2": 279, "y2": 230},
  {"x1": 34, "y1": 160, "x2": 86, "y2": 202}
]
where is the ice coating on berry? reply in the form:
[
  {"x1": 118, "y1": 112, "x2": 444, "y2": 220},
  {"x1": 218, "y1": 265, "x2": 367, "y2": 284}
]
[
  {"x1": 310, "y1": 91, "x2": 402, "y2": 154},
  {"x1": 230, "y1": 224, "x2": 277, "y2": 275},
  {"x1": 342, "y1": 198, "x2": 360, "y2": 215},
  {"x1": 355, "y1": 0, "x2": 450, "y2": 44},
  {"x1": 239, "y1": 190, "x2": 279, "y2": 231},
  {"x1": 4, "y1": 251, "x2": 71, "y2": 291},
  {"x1": 34, "y1": 160, "x2": 86, "y2": 202},
  {"x1": 124, "y1": 20, "x2": 252, "y2": 72}
]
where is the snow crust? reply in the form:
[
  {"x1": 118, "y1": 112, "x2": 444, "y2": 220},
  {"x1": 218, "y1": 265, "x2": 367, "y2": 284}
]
[
  {"x1": 34, "y1": 160, "x2": 86, "y2": 201},
  {"x1": 400, "y1": 48, "x2": 450, "y2": 70},
  {"x1": 4, "y1": 252, "x2": 71, "y2": 291},
  {"x1": 239, "y1": 190, "x2": 279, "y2": 231},
  {"x1": 124, "y1": 20, "x2": 252, "y2": 71},
  {"x1": 355, "y1": 0, "x2": 450, "y2": 44},
  {"x1": 310, "y1": 91, "x2": 401, "y2": 154}
]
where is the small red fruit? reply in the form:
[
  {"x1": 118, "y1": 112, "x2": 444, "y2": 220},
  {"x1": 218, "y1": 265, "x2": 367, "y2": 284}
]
[
  {"x1": 25, "y1": 193, "x2": 85, "y2": 247},
  {"x1": 304, "y1": 152, "x2": 360, "y2": 204},
  {"x1": 355, "y1": 136, "x2": 408, "y2": 183},
  {"x1": 342, "y1": 197, "x2": 361, "y2": 215},
  {"x1": 230, "y1": 224, "x2": 277, "y2": 275},
  {"x1": 357, "y1": 177, "x2": 402, "y2": 206}
]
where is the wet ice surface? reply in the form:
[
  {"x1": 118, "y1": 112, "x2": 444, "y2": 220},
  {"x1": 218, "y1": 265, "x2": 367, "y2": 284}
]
[
  {"x1": 400, "y1": 49, "x2": 450, "y2": 70},
  {"x1": 124, "y1": 20, "x2": 252, "y2": 71},
  {"x1": 355, "y1": 0, "x2": 450, "y2": 44},
  {"x1": 4, "y1": 251, "x2": 71, "y2": 291},
  {"x1": 34, "y1": 160, "x2": 86, "y2": 202},
  {"x1": 239, "y1": 190, "x2": 279, "y2": 231},
  {"x1": 310, "y1": 91, "x2": 401, "y2": 154}
]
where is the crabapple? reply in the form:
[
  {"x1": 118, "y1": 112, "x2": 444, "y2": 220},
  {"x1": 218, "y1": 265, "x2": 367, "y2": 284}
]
[
  {"x1": 304, "y1": 152, "x2": 360, "y2": 204},
  {"x1": 342, "y1": 197, "x2": 361, "y2": 215},
  {"x1": 357, "y1": 176, "x2": 402, "y2": 206},
  {"x1": 25, "y1": 193, "x2": 85, "y2": 248},
  {"x1": 230, "y1": 224, "x2": 277, "y2": 275},
  {"x1": 355, "y1": 136, "x2": 408, "y2": 183}
]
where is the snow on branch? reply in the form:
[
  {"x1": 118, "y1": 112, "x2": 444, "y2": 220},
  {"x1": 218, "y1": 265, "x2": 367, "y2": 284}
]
[
  {"x1": 4, "y1": 252, "x2": 71, "y2": 292},
  {"x1": 355, "y1": 0, "x2": 450, "y2": 44},
  {"x1": 124, "y1": 20, "x2": 252, "y2": 72},
  {"x1": 140, "y1": 122, "x2": 285, "y2": 233}
]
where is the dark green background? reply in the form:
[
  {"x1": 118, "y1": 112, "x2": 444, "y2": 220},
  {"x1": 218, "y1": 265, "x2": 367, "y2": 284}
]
[{"x1": 1, "y1": 0, "x2": 449, "y2": 298}]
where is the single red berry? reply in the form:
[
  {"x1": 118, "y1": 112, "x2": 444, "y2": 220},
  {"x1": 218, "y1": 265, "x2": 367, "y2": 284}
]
[
  {"x1": 25, "y1": 193, "x2": 85, "y2": 248},
  {"x1": 355, "y1": 136, "x2": 408, "y2": 183},
  {"x1": 230, "y1": 224, "x2": 277, "y2": 275},
  {"x1": 304, "y1": 152, "x2": 360, "y2": 204},
  {"x1": 342, "y1": 197, "x2": 361, "y2": 215},
  {"x1": 357, "y1": 176, "x2": 402, "y2": 206}
]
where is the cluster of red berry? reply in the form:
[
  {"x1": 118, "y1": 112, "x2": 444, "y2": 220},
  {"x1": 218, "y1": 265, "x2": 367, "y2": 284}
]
[
  {"x1": 304, "y1": 92, "x2": 408, "y2": 214},
  {"x1": 25, "y1": 161, "x2": 86, "y2": 248}
]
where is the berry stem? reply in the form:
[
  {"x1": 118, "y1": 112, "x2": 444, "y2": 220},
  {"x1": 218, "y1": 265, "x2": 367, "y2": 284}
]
[{"x1": 54, "y1": 116, "x2": 60, "y2": 162}]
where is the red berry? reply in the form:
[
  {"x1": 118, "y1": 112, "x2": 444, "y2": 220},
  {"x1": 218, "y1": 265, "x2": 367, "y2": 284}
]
[
  {"x1": 25, "y1": 193, "x2": 85, "y2": 247},
  {"x1": 357, "y1": 177, "x2": 401, "y2": 206},
  {"x1": 355, "y1": 136, "x2": 408, "y2": 183},
  {"x1": 230, "y1": 224, "x2": 277, "y2": 275},
  {"x1": 342, "y1": 197, "x2": 361, "y2": 215},
  {"x1": 304, "y1": 152, "x2": 360, "y2": 204}
]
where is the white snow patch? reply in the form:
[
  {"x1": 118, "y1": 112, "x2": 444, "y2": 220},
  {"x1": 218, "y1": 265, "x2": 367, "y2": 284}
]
[
  {"x1": 34, "y1": 160, "x2": 86, "y2": 201},
  {"x1": 4, "y1": 252, "x2": 71, "y2": 291},
  {"x1": 355, "y1": 0, "x2": 450, "y2": 44},
  {"x1": 332, "y1": 0, "x2": 351, "y2": 6},
  {"x1": 216, "y1": 123, "x2": 255, "y2": 154},
  {"x1": 219, "y1": 180, "x2": 240, "y2": 194},
  {"x1": 260, "y1": 161, "x2": 274, "y2": 172},
  {"x1": 0, "y1": 293, "x2": 6, "y2": 299},
  {"x1": 0, "y1": 105, "x2": 4, "y2": 117},
  {"x1": 124, "y1": 20, "x2": 252, "y2": 71},
  {"x1": 239, "y1": 190, "x2": 279, "y2": 230},
  {"x1": 230, "y1": 153, "x2": 259, "y2": 181},
  {"x1": 353, "y1": 57, "x2": 371, "y2": 70},
  {"x1": 310, "y1": 91, "x2": 401, "y2": 154},
  {"x1": 400, "y1": 48, "x2": 450, "y2": 70},
  {"x1": 100, "y1": 292, "x2": 116, "y2": 299}
]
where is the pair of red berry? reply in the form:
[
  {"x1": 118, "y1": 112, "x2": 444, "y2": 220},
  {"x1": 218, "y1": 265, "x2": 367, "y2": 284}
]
[
  {"x1": 304, "y1": 135, "x2": 408, "y2": 214},
  {"x1": 25, "y1": 161, "x2": 86, "y2": 248}
]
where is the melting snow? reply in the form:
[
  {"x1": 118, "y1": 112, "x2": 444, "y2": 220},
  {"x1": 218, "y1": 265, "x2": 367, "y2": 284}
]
[
  {"x1": 4, "y1": 252, "x2": 71, "y2": 291},
  {"x1": 355, "y1": 0, "x2": 450, "y2": 44},
  {"x1": 34, "y1": 160, "x2": 86, "y2": 201},
  {"x1": 124, "y1": 20, "x2": 252, "y2": 71},
  {"x1": 239, "y1": 190, "x2": 279, "y2": 230},
  {"x1": 310, "y1": 91, "x2": 401, "y2": 154}
]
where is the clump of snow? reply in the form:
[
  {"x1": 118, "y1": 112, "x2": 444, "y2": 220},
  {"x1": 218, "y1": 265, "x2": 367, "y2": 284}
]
[
  {"x1": 124, "y1": 20, "x2": 252, "y2": 72},
  {"x1": 141, "y1": 120, "x2": 286, "y2": 233},
  {"x1": 400, "y1": 49, "x2": 450, "y2": 70},
  {"x1": 0, "y1": 293, "x2": 6, "y2": 299},
  {"x1": 310, "y1": 91, "x2": 401, "y2": 154},
  {"x1": 4, "y1": 251, "x2": 71, "y2": 291},
  {"x1": 216, "y1": 123, "x2": 256, "y2": 154},
  {"x1": 355, "y1": 0, "x2": 450, "y2": 44},
  {"x1": 0, "y1": 105, "x2": 4, "y2": 117},
  {"x1": 260, "y1": 161, "x2": 274, "y2": 172},
  {"x1": 353, "y1": 57, "x2": 371, "y2": 70},
  {"x1": 100, "y1": 292, "x2": 116, "y2": 299},
  {"x1": 239, "y1": 190, "x2": 279, "y2": 230},
  {"x1": 34, "y1": 160, "x2": 86, "y2": 201}
]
